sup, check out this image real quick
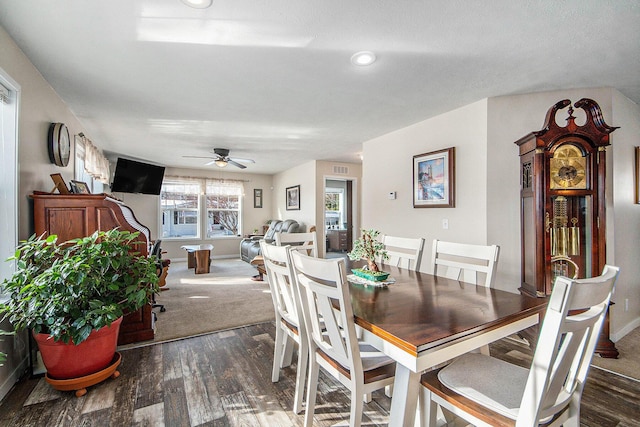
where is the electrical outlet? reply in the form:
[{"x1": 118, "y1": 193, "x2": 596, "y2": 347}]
[{"x1": 442, "y1": 219, "x2": 449, "y2": 229}]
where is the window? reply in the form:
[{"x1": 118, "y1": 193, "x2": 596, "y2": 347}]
[
  {"x1": 161, "y1": 179, "x2": 200, "y2": 238},
  {"x1": 74, "y1": 136, "x2": 104, "y2": 194},
  {"x1": 325, "y1": 187, "x2": 344, "y2": 227},
  {"x1": 160, "y1": 177, "x2": 244, "y2": 239},
  {"x1": 0, "y1": 75, "x2": 18, "y2": 297},
  {"x1": 206, "y1": 180, "x2": 242, "y2": 237}
]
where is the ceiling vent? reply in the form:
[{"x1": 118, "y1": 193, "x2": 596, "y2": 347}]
[{"x1": 333, "y1": 165, "x2": 349, "y2": 175}]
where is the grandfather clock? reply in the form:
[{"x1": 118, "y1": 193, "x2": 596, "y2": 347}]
[{"x1": 515, "y1": 98, "x2": 619, "y2": 357}]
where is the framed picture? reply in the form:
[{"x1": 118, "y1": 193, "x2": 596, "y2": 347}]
[
  {"x1": 286, "y1": 185, "x2": 300, "y2": 210},
  {"x1": 635, "y1": 146, "x2": 640, "y2": 204},
  {"x1": 50, "y1": 173, "x2": 70, "y2": 194},
  {"x1": 254, "y1": 188, "x2": 263, "y2": 208},
  {"x1": 70, "y1": 180, "x2": 91, "y2": 194},
  {"x1": 413, "y1": 147, "x2": 455, "y2": 208}
]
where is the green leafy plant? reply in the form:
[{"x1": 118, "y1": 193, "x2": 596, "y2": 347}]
[
  {"x1": 348, "y1": 229, "x2": 389, "y2": 273},
  {"x1": 0, "y1": 229, "x2": 159, "y2": 345}
]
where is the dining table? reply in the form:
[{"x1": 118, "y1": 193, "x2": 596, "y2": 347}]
[{"x1": 346, "y1": 263, "x2": 548, "y2": 427}]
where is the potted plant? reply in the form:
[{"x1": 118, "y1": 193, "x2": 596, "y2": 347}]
[
  {"x1": 0, "y1": 229, "x2": 159, "y2": 381},
  {"x1": 348, "y1": 229, "x2": 390, "y2": 281}
]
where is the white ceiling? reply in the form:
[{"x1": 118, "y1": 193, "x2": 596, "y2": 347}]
[{"x1": 1, "y1": 1, "x2": 639, "y2": 175}]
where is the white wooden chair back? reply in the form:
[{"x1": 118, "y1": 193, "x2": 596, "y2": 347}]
[
  {"x1": 291, "y1": 250, "x2": 396, "y2": 426},
  {"x1": 260, "y1": 241, "x2": 308, "y2": 414},
  {"x1": 261, "y1": 241, "x2": 300, "y2": 329},
  {"x1": 381, "y1": 235, "x2": 425, "y2": 271},
  {"x1": 431, "y1": 239, "x2": 500, "y2": 287},
  {"x1": 275, "y1": 230, "x2": 319, "y2": 258},
  {"x1": 518, "y1": 264, "x2": 619, "y2": 424},
  {"x1": 291, "y1": 251, "x2": 360, "y2": 376},
  {"x1": 421, "y1": 265, "x2": 619, "y2": 427}
]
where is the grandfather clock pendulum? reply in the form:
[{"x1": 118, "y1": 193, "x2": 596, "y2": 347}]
[{"x1": 515, "y1": 98, "x2": 619, "y2": 358}]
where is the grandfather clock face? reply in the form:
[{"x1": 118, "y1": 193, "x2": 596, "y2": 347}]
[{"x1": 550, "y1": 144, "x2": 587, "y2": 190}]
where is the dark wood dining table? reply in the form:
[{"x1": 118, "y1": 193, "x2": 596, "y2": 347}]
[{"x1": 346, "y1": 263, "x2": 548, "y2": 427}]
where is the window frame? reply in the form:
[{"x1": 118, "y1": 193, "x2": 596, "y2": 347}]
[{"x1": 160, "y1": 177, "x2": 244, "y2": 241}]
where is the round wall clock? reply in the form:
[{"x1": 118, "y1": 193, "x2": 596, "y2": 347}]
[{"x1": 48, "y1": 122, "x2": 71, "y2": 167}]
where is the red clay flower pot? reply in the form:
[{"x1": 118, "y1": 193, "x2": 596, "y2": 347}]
[{"x1": 33, "y1": 316, "x2": 122, "y2": 380}]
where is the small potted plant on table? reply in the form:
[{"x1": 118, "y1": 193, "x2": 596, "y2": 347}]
[
  {"x1": 0, "y1": 229, "x2": 159, "y2": 396},
  {"x1": 348, "y1": 229, "x2": 390, "y2": 281}
]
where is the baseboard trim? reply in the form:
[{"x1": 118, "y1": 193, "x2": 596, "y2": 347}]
[
  {"x1": 611, "y1": 317, "x2": 640, "y2": 342},
  {"x1": 0, "y1": 355, "x2": 28, "y2": 403}
]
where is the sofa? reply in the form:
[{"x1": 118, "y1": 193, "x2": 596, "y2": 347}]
[{"x1": 239, "y1": 219, "x2": 300, "y2": 263}]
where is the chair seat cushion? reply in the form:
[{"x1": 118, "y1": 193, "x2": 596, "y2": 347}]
[
  {"x1": 317, "y1": 342, "x2": 396, "y2": 384},
  {"x1": 437, "y1": 352, "x2": 528, "y2": 420}
]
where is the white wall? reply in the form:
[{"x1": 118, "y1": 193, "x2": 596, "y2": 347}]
[
  {"x1": 115, "y1": 166, "x2": 275, "y2": 260},
  {"x1": 273, "y1": 160, "x2": 317, "y2": 230},
  {"x1": 0, "y1": 24, "x2": 93, "y2": 402},
  {"x1": 362, "y1": 99, "x2": 489, "y2": 272},
  {"x1": 361, "y1": 87, "x2": 639, "y2": 340},
  {"x1": 610, "y1": 91, "x2": 640, "y2": 339}
]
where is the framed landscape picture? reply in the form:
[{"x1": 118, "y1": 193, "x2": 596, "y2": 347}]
[
  {"x1": 413, "y1": 147, "x2": 455, "y2": 208},
  {"x1": 286, "y1": 185, "x2": 300, "y2": 210}
]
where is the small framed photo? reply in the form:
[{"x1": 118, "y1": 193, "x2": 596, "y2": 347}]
[
  {"x1": 254, "y1": 188, "x2": 263, "y2": 208},
  {"x1": 50, "y1": 173, "x2": 70, "y2": 194},
  {"x1": 70, "y1": 180, "x2": 91, "y2": 194},
  {"x1": 286, "y1": 185, "x2": 300, "y2": 210},
  {"x1": 413, "y1": 147, "x2": 455, "y2": 208}
]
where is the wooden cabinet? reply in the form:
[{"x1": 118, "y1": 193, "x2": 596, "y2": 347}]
[
  {"x1": 31, "y1": 192, "x2": 155, "y2": 345},
  {"x1": 327, "y1": 229, "x2": 348, "y2": 251}
]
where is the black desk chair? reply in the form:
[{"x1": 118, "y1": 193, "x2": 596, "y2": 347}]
[{"x1": 150, "y1": 240, "x2": 170, "y2": 314}]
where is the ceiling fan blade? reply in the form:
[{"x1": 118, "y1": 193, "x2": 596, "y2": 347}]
[
  {"x1": 183, "y1": 155, "x2": 215, "y2": 159},
  {"x1": 227, "y1": 159, "x2": 247, "y2": 169},
  {"x1": 205, "y1": 159, "x2": 218, "y2": 166},
  {"x1": 229, "y1": 156, "x2": 255, "y2": 164}
]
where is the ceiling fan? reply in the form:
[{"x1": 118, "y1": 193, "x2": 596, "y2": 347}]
[{"x1": 183, "y1": 148, "x2": 255, "y2": 169}]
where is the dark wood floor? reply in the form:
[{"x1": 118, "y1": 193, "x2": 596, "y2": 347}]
[{"x1": 0, "y1": 322, "x2": 638, "y2": 426}]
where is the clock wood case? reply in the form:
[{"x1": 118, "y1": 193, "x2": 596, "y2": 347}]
[{"x1": 515, "y1": 98, "x2": 619, "y2": 358}]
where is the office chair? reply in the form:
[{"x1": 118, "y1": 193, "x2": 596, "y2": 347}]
[{"x1": 150, "y1": 239, "x2": 170, "y2": 314}]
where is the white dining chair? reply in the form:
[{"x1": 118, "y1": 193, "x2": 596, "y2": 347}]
[
  {"x1": 381, "y1": 235, "x2": 425, "y2": 271},
  {"x1": 290, "y1": 251, "x2": 396, "y2": 427},
  {"x1": 275, "y1": 227, "x2": 319, "y2": 258},
  {"x1": 260, "y1": 241, "x2": 308, "y2": 414},
  {"x1": 431, "y1": 239, "x2": 500, "y2": 287},
  {"x1": 419, "y1": 265, "x2": 619, "y2": 427}
]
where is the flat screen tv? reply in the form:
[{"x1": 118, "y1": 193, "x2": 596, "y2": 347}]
[{"x1": 111, "y1": 158, "x2": 165, "y2": 195}]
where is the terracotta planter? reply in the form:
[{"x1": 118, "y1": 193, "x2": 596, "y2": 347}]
[{"x1": 33, "y1": 316, "x2": 123, "y2": 379}]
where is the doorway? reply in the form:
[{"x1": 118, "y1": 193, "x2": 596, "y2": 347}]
[{"x1": 324, "y1": 178, "x2": 354, "y2": 257}]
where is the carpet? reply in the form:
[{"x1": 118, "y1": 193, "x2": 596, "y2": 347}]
[
  {"x1": 120, "y1": 258, "x2": 275, "y2": 349},
  {"x1": 591, "y1": 326, "x2": 640, "y2": 381}
]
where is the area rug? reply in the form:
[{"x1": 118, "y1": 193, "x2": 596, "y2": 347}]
[
  {"x1": 120, "y1": 259, "x2": 275, "y2": 349},
  {"x1": 591, "y1": 326, "x2": 640, "y2": 381}
]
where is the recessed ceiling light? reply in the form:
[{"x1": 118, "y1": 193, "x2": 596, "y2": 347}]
[
  {"x1": 351, "y1": 51, "x2": 376, "y2": 66},
  {"x1": 181, "y1": 0, "x2": 213, "y2": 9}
]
